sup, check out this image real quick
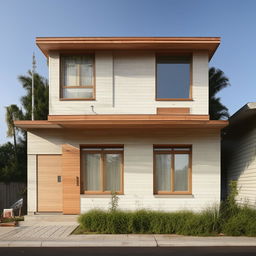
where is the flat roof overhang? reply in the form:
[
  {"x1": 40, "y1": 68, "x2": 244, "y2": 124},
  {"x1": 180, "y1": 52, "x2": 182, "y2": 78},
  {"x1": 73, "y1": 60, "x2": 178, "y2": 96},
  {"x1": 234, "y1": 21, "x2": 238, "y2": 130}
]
[
  {"x1": 36, "y1": 37, "x2": 220, "y2": 59},
  {"x1": 14, "y1": 115, "x2": 228, "y2": 130}
]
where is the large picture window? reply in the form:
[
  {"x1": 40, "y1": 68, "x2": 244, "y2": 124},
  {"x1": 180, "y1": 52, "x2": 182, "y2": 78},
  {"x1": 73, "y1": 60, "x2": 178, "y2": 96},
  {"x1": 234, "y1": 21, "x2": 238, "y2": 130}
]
[
  {"x1": 60, "y1": 55, "x2": 95, "y2": 100},
  {"x1": 81, "y1": 146, "x2": 123, "y2": 194},
  {"x1": 154, "y1": 145, "x2": 192, "y2": 194},
  {"x1": 156, "y1": 56, "x2": 191, "y2": 100}
]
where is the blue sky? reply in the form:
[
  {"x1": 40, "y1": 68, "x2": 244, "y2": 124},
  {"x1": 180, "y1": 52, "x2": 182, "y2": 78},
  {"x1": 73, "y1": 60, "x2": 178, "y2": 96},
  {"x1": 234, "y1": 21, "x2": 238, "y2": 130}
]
[{"x1": 0, "y1": 0, "x2": 255, "y2": 144}]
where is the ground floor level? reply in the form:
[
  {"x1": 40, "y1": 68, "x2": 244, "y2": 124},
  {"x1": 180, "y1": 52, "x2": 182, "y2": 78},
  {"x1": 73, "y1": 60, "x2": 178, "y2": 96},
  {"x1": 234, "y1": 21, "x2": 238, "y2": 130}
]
[{"x1": 27, "y1": 128, "x2": 221, "y2": 214}]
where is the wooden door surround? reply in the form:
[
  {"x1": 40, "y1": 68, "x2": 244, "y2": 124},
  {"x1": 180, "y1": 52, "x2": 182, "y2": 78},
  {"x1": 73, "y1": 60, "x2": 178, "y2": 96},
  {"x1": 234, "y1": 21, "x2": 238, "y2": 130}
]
[{"x1": 62, "y1": 144, "x2": 81, "y2": 214}]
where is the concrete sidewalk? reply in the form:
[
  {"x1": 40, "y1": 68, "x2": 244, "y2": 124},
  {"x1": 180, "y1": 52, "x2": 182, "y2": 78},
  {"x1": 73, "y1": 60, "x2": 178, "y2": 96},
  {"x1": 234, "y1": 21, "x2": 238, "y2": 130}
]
[
  {"x1": 1, "y1": 232, "x2": 256, "y2": 247},
  {"x1": 1, "y1": 221, "x2": 256, "y2": 247}
]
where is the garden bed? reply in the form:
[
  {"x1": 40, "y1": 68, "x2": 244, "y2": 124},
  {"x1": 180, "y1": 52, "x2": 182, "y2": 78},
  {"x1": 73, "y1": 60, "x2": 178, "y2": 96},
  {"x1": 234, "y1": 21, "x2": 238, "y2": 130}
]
[{"x1": 76, "y1": 182, "x2": 256, "y2": 236}]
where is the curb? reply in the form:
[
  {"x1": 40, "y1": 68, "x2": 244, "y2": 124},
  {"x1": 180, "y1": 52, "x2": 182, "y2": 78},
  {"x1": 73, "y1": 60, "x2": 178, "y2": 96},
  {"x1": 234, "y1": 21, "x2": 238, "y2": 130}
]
[{"x1": 0, "y1": 239, "x2": 256, "y2": 247}]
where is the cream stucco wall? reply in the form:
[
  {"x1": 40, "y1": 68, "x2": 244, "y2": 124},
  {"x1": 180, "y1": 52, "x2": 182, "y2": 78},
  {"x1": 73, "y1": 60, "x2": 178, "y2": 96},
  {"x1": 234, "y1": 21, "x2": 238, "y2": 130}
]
[
  {"x1": 49, "y1": 51, "x2": 209, "y2": 115},
  {"x1": 27, "y1": 129, "x2": 220, "y2": 213}
]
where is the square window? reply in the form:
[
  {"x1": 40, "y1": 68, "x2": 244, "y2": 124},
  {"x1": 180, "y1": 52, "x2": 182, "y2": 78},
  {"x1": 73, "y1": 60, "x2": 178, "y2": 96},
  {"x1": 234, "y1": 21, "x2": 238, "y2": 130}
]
[
  {"x1": 81, "y1": 146, "x2": 123, "y2": 194},
  {"x1": 60, "y1": 55, "x2": 95, "y2": 100},
  {"x1": 154, "y1": 146, "x2": 192, "y2": 194},
  {"x1": 156, "y1": 56, "x2": 191, "y2": 100}
]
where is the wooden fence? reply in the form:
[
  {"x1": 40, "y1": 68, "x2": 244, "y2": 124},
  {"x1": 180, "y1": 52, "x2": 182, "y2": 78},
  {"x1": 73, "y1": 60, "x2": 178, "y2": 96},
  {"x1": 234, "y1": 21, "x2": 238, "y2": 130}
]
[{"x1": 0, "y1": 182, "x2": 27, "y2": 214}]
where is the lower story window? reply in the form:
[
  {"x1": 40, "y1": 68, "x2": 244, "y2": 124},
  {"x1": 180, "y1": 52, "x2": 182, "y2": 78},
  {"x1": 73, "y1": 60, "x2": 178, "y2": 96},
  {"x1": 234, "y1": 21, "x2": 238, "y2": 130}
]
[
  {"x1": 154, "y1": 145, "x2": 192, "y2": 194},
  {"x1": 81, "y1": 146, "x2": 123, "y2": 194}
]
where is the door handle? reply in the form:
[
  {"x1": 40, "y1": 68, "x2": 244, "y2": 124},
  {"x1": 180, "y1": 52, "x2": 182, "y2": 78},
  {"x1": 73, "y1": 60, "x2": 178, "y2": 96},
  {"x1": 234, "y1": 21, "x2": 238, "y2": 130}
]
[{"x1": 76, "y1": 176, "x2": 80, "y2": 186}]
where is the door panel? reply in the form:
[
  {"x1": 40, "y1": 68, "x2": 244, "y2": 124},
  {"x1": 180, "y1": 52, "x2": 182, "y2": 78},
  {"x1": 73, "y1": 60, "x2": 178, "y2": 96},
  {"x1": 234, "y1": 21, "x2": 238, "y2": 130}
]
[
  {"x1": 62, "y1": 144, "x2": 80, "y2": 214},
  {"x1": 38, "y1": 155, "x2": 62, "y2": 212}
]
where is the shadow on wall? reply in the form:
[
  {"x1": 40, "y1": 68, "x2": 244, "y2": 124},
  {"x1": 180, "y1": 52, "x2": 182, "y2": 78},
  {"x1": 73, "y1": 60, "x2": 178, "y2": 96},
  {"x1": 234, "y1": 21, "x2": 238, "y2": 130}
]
[{"x1": 222, "y1": 119, "x2": 256, "y2": 202}]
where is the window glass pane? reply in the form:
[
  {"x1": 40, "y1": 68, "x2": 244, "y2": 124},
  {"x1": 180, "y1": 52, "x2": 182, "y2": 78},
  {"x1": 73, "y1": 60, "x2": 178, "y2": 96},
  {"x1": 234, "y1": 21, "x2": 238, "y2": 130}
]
[
  {"x1": 84, "y1": 154, "x2": 101, "y2": 191},
  {"x1": 82, "y1": 148, "x2": 101, "y2": 151},
  {"x1": 103, "y1": 148, "x2": 123, "y2": 151},
  {"x1": 173, "y1": 148, "x2": 191, "y2": 151},
  {"x1": 155, "y1": 154, "x2": 171, "y2": 191},
  {"x1": 104, "y1": 154, "x2": 121, "y2": 192},
  {"x1": 154, "y1": 148, "x2": 172, "y2": 151},
  {"x1": 63, "y1": 88, "x2": 93, "y2": 99},
  {"x1": 64, "y1": 57, "x2": 77, "y2": 86},
  {"x1": 157, "y1": 57, "x2": 190, "y2": 99},
  {"x1": 174, "y1": 154, "x2": 189, "y2": 191},
  {"x1": 80, "y1": 56, "x2": 93, "y2": 86}
]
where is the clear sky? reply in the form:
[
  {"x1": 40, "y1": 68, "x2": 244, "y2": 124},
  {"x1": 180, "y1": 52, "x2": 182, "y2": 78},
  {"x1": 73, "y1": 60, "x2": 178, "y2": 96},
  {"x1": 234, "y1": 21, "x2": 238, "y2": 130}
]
[{"x1": 0, "y1": 0, "x2": 255, "y2": 144}]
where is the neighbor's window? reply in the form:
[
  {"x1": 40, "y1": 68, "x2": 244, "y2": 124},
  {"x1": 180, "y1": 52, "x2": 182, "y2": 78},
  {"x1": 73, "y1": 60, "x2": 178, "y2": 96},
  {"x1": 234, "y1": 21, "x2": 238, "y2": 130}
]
[
  {"x1": 81, "y1": 146, "x2": 123, "y2": 194},
  {"x1": 154, "y1": 146, "x2": 191, "y2": 194},
  {"x1": 61, "y1": 55, "x2": 94, "y2": 100},
  {"x1": 156, "y1": 56, "x2": 191, "y2": 100}
]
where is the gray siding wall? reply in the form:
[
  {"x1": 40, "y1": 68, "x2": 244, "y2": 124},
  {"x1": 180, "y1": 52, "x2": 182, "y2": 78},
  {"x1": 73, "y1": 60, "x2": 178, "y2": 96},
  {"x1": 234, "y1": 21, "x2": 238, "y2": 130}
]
[{"x1": 225, "y1": 122, "x2": 256, "y2": 207}]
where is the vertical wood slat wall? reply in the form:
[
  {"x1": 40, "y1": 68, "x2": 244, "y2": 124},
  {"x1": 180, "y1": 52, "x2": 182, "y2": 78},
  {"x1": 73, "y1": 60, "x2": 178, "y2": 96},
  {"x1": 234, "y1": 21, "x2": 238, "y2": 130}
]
[{"x1": 62, "y1": 144, "x2": 80, "y2": 214}]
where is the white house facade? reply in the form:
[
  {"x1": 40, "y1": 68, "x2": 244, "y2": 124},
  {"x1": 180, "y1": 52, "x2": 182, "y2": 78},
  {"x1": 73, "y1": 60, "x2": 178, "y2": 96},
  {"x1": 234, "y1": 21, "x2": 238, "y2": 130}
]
[{"x1": 15, "y1": 37, "x2": 227, "y2": 215}]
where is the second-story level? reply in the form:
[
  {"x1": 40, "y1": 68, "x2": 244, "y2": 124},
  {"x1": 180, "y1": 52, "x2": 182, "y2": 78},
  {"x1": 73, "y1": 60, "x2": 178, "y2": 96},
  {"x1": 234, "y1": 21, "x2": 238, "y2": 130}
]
[{"x1": 37, "y1": 37, "x2": 220, "y2": 116}]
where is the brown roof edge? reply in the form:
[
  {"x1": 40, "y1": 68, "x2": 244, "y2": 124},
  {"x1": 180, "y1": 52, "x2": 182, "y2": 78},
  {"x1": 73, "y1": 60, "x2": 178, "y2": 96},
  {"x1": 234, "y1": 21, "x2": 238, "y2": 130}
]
[
  {"x1": 14, "y1": 118, "x2": 228, "y2": 130},
  {"x1": 36, "y1": 37, "x2": 221, "y2": 42},
  {"x1": 36, "y1": 36, "x2": 220, "y2": 59}
]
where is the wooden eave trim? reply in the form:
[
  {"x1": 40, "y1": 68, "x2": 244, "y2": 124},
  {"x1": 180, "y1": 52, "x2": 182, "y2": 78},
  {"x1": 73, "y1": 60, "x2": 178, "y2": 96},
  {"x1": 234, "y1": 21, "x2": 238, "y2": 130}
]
[
  {"x1": 36, "y1": 37, "x2": 220, "y2": 58},
  {"x1": 36, "y1": 37, "x2": 221, "y2": 42},
  {"x1": 48, "y1": 114, "x2": 210, "y2": 121},
  {"x1": 14, "y1": 118, "x2": 228, "y2": 130}
]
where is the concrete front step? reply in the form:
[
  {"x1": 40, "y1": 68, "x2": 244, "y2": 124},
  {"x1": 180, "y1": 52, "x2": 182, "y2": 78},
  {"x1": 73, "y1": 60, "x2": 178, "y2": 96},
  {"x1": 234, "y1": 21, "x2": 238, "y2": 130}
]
[{"x1": 24, "y1": 214, "x2": 78, "y2": 223}]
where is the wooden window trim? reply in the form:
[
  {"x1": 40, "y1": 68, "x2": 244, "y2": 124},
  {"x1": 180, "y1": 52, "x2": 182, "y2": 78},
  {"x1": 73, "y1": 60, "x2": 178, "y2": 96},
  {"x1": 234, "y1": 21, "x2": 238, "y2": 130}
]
[
  {"x1": 155, "y1": 53, "x2": 193, "y2": 101},
  {"x1": 80, "y1": 147, "x2": 124, "y2": 195},
  {"x1": 153, "y1": 145, "x2": 192, "y2": 195},
  {"x1": 59, "y1": 54, "x2": 96, "y2": 101}
]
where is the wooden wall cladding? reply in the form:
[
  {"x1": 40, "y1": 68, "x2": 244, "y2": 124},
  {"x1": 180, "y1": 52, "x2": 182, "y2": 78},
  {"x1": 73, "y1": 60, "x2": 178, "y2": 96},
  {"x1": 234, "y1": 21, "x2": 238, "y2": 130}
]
[
  {"x1": 157, "y1": 108, "x2": 190, "y2": 115},
  {"x1": 62, "y1": 144, "x2": 80, "y2": 214}
]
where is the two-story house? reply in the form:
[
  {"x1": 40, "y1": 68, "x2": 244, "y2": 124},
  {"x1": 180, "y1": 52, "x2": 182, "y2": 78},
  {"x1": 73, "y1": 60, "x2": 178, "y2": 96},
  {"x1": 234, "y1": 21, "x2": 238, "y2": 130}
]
[{"x1": 15, "y1": 37, "x2": 228, "y2": 215}]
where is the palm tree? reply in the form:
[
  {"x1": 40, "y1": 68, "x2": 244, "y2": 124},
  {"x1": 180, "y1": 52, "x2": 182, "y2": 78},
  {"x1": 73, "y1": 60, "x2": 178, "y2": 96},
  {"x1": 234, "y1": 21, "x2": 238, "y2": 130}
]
[
  {"x1": 18, "y1": 71, "x2": 49, "y2": 120},
  {"x1": 209, "y1": 67, "x2": 230, "y2": 120},
  {"x1": 5, "y1": 104, "x2": 23, "y2": 157}
]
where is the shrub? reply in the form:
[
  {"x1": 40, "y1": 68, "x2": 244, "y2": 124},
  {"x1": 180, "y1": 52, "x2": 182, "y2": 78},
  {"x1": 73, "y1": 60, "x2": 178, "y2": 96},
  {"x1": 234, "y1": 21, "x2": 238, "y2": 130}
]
[
  {"x1": 78, "y1": 208, "x2": 221, "y2": 235},
  {"x1": 223, "y1": 206, "x2": 256, "y2": 236},
  {"x1": 109, "y1": 192, "x2": 119, "y2": 212},
  {"x1": 77, "y1": 181, "x2": 256, "y2": 236}
]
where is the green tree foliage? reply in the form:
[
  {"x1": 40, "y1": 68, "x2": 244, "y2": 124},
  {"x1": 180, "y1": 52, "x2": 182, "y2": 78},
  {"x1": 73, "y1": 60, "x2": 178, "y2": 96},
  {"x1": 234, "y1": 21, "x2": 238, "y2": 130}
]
[
  {"x1": 209, "y1": 67, "x2": 230, "y2": 120},
  {"x1": 18, "y1": 71, "x2": 48, "y2": 120},
  {"x1": 0, "y1": 71, "x2": 48, "y2": 183},
  {"x1": 0, "y1": 142, "x2": 26, "y2": 182}
]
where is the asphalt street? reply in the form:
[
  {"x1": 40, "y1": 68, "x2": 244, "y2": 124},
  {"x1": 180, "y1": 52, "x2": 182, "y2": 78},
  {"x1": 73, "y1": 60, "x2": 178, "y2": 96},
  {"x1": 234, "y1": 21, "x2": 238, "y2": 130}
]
[{"x1": 1, "y1": 247, "x2": 256, "y2": 256}]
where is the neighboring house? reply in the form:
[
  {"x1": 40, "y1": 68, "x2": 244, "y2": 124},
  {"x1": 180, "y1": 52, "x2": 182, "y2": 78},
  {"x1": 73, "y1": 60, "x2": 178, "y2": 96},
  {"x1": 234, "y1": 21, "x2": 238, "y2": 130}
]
[
  {"x1": 222, "y1": 102, "x2": 256, "y2": 207},
  {"x1": 15, "y1": 37, "x2": 227, "y2": 215}
]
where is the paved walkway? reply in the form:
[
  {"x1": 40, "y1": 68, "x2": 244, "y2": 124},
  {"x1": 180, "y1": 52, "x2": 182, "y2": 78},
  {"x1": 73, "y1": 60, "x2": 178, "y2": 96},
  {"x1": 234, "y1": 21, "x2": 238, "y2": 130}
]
[
  {"x1": 0, "y1": 222, "x2": 78, "y2": 241},
  {"x1": 1, "y1": 223, "x2": 256, "y2": 247}
]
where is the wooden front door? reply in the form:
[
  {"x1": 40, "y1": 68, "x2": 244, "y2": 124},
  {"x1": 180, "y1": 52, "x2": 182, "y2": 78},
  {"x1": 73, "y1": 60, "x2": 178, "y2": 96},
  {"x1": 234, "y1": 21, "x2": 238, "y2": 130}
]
[
  {"x1": 38, "y1": 155, "x2": 62, "y2": 212},
  {"x1": 62, "y1": 144, "x2": 80, "y2": 214}
]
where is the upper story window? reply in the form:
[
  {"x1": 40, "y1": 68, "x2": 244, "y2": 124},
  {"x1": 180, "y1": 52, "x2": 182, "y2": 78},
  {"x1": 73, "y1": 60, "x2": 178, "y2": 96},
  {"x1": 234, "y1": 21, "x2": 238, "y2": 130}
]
[
  {"x1": 156, "y1": 56, "x2": 191, "y2": 100},
  {"x1": 60, "y1": 55, "x2": 95, "y2": 100}
]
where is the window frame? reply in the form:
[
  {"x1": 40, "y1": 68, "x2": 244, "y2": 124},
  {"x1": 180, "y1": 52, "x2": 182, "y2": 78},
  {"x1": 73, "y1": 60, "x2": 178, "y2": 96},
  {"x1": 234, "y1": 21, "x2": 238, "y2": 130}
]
[
  {"x1": 59, "y1": 53, "x2": 96, "y2": 101},
  {"x1": 153, "y1": 145, "x2": 192, "y2": 195},
  {"x1": 155, "y1": 53, "x2": 193, "y2": 101},
  {"x1": 80, "y1": 145, "x2": 124, "y2": 195}
]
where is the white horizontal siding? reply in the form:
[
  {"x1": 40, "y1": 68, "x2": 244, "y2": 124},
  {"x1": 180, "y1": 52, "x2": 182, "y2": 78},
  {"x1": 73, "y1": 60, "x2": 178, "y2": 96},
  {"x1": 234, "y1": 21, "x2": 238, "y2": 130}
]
[
  {"x1": 49, "y1": 51, "x2": 209, "y2": 115},
  {"x1": 226, "y1": 126, "x2": 256, "y2": 207},
  {"x1": 28, "y1": 128, "x2": 220, "y2": 212}
]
